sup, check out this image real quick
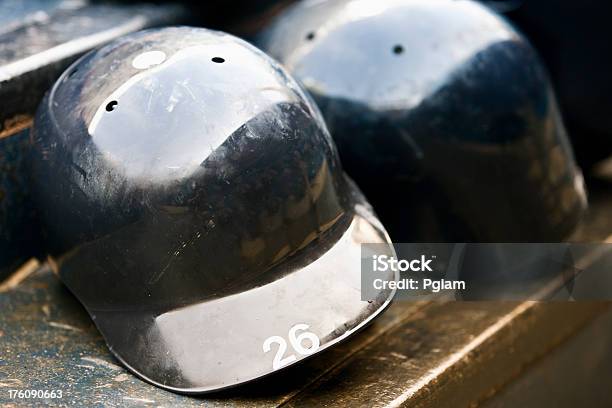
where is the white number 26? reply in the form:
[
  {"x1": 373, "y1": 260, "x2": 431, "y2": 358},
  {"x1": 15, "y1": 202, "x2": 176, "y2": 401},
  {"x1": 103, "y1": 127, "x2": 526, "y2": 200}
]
[{"x1": 263, "y1": 323, "x2": 321, "y2": 370}]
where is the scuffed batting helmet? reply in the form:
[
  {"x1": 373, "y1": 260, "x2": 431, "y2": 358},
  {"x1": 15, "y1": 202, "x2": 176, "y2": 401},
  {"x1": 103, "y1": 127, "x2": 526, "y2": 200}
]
[
  {"x1": 259, "y1": 0, "x2": 587, "y2": 242},
  {"x1": 30, "y1": 27, "x2": 396, "y2": 393}
]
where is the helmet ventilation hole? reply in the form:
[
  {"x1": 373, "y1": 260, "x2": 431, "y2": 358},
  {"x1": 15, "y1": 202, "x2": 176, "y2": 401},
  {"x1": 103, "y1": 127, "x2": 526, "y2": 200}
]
[
  {"x1": 211, "y1": 57, "x2": 225, "y2": 63},
  {"x1": 306, "y1": 31, "x2": 315, "y2": 41},
  {"x1": 393, "y1": 44, "x2": 404, "y2": 55}
]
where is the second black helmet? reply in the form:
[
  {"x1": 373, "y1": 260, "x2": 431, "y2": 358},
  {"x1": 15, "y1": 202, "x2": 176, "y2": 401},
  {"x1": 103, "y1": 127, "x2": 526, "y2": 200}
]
[{"x1": 259, "y1": 0, "x2": 587, "y2": 242}]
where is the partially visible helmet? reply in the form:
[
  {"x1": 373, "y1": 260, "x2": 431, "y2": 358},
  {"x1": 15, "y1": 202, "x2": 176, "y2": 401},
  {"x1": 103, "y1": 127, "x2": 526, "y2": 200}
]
[
  {"x1": 259, "y1": 0, "x2": 587, "y2": 242},
  {"x1": 30, "y1": 27, "x2": 395, "y2": 393}
]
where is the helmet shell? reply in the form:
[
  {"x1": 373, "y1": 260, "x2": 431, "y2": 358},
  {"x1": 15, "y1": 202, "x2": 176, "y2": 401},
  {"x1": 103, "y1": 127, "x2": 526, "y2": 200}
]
[
  {"x1": 259, "y1": 0, "x2": 587, "y2": 241},
  {"x1": 31, "y1": 26, "x2": 395, "y2": 392}
]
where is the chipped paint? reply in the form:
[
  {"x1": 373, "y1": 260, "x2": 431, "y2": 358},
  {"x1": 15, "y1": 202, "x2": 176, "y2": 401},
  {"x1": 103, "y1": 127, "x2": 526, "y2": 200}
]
[
  {"x1": 81, "y1": 357, "x2": 122, "y2": 371},
  {"x1": 0, "y1": 258, "x2": 40, "y2": 292},
  {"x1": 47, "y1": 321, "x2": 83, "y2": 332}
]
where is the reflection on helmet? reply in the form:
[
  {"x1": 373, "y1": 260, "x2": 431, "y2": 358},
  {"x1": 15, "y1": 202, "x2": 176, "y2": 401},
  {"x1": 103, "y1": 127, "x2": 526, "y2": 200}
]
[
  {"x1": 259, "y1": 0, "x2": 587, "y2": 242},
  {"x1": 31, "y1": 27, "x2": 395, "y2": 392}
]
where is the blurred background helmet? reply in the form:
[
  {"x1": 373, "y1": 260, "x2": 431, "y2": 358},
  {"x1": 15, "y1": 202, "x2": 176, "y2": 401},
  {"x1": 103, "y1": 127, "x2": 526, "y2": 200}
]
[
  {"x1": 30, "y1": 26, "x2": 396, "y2": 393},
  {"x1": 259, "y1": 0, "x2": 588, "y2": 242}
]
